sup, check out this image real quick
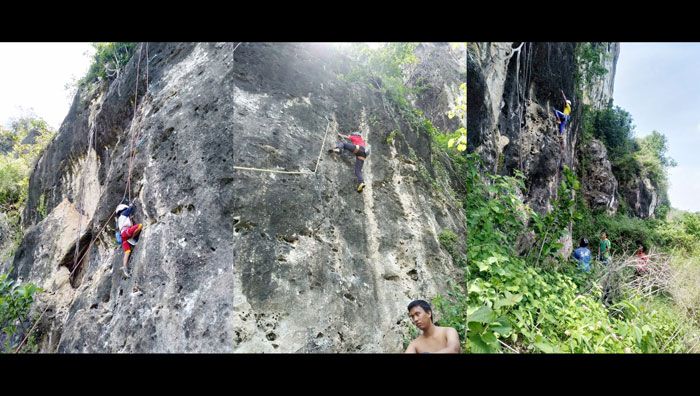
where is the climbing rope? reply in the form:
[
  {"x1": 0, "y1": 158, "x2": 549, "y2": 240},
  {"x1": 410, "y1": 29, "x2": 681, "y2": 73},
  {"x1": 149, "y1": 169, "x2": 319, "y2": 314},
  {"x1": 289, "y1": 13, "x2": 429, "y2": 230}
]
[
  {"x1": 127, "y1": 45, "x2": 150, "y2": 181},
  {"x1": 146, "y1": 43, "x2": 149, "y2": 98},
  {"x1": 15, "y1": 210, "x2": 117, "y2": 353},
  {"x1": 232, "y1": 166, "x2": 313, "y2": 175},
  {"x1": 16, "y1": 43, "x2": 152, "y2": 353},
  {"x1": 123, "y1": 45, "x2": 143, "y2": 203},
  {"x1": 313, "y1": 118, "x2": 332, "y2": 174},
  {"x1": 233, "y1": 119, "x2": 332, "y2": 175},
  {"x1": 232, "y1": 41, "x2": 334, "y2": 176}
]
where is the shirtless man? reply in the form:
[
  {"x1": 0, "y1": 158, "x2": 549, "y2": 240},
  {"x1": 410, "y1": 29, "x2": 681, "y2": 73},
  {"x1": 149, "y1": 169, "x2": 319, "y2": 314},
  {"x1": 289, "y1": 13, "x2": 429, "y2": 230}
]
[{"x1": 405, "y1": 300, "x2": 461, "y2": 353}]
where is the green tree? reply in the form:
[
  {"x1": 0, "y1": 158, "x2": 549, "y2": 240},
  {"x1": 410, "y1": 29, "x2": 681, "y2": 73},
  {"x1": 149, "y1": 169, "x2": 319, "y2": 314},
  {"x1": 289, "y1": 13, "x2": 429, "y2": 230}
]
[{"x1": 635, "y1": 131, "x2": 676, "y2": 192}]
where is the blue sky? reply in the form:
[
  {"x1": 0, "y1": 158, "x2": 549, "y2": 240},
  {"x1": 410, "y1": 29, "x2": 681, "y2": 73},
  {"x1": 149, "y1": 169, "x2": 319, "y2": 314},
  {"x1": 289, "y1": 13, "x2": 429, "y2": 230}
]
[
  {"x1": 613, "y1": 43, "x2": 700, "y2": 213},
  {"x1": 0, "y1": 43, "x2": 94, "y2": 130}
]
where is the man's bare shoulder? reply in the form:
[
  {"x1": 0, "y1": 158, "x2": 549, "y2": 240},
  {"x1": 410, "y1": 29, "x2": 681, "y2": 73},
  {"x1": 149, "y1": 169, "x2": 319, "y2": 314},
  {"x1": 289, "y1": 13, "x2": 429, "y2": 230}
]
[{"x1": 435, "y1": 325, "x2": 458, "y2": 335}]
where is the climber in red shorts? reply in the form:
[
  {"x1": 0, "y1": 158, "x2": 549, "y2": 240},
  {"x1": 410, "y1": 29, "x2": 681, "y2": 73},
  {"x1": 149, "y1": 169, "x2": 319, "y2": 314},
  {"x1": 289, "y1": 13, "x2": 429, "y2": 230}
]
[{"x1": 115, "y1": 203, "x2": 142, "y2": 278}]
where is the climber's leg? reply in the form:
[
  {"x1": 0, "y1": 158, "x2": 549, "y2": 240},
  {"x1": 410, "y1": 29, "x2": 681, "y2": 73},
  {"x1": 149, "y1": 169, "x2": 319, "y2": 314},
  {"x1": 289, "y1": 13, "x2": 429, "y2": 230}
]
[
  {"x1": 355, "y1": 156, "x2": 366, "y2": 192},
  {"x1": 329, "y1": 141, "x2": 342, "y2": 153},
  {"x1": 354, "y1": 157, "x2": 365, "y2": 183},
  {"x1": 121, "y1": 224, "x2": 142, "y2": 241},
  {"x1": 122, "y1": 250, "x2": 131, "y2": 277},
  {"x1": 554, "y1": 109, "x2": 565, "y2": 123},
  {"x1": 342, "y1": 142, "x2": 357, "y2": 153},
  {"x1": 558, "y1": 114, "x2": 570, "y2": 134}
]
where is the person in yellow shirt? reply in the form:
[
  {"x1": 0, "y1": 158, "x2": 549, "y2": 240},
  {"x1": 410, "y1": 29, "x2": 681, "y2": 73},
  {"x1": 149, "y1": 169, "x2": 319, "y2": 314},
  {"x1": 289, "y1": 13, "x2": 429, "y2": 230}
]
[{"x1": 553, "y1": 90, "x2": 571, "y2": 134}]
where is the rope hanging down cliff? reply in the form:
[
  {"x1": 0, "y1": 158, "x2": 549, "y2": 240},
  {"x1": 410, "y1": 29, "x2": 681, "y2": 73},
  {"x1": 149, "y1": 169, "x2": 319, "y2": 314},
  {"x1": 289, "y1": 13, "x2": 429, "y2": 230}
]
[
  {"x1": 15, "y1": 43, "x2": 151, "y2": 353},
  {"x1": 123, "y1": 43, "x2": 149, "y2": 203}
]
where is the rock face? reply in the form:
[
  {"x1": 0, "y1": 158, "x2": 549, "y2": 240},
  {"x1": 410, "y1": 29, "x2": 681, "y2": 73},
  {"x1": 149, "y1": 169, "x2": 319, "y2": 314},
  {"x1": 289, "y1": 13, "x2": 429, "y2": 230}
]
[
  {"x1": 468, "y1": 43, "x2": 576, "y2": 214},
  {"x1": 6, "y1": 42, "x2": 465, "y2": 353},
  {"x1": 620, "y1": 175, "x2": 658, "y2": 219},
  {"x1": 408, "y1": 43, "x2": 467, "y2": 134},
  {"x1": 8, "y1": 43, "x2": 235, "y2": 352},
  {"x1": 232, "y1": 43, "x2": 465, "y2": 352},
  {"x1": 468, "y1": 42, "x2": 624, "y2": 216},
  {"x1": 580, "y1": 139, "x2": 618, "y2": 213},
  {"x1": 580, "y1": 42, "x2": 619, "y2": 109}
]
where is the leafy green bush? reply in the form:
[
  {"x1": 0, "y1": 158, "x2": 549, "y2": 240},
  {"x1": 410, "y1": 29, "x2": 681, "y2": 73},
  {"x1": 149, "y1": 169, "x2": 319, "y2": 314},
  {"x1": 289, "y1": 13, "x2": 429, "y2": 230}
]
[
  {"x1": 436, "y1": 155, "x2": 692, "y2": 353},
  {"x1": 634, "y1": 131, "x2": 676, "y2": 197},
  {"x1": 657, "y1": 212, "x2": 700, "y2": 255},
  {"x1": 0, "y1": 156, "x2": 27, "y2": 209},
  {"x1": 0, "y1": 272, "x2": 40, "y2": 353},
  {"x1": 438, "y1": 229, "x2": 458, "y2": 256},
  {"x1": 386, "y1": 129, "x2": 399, "y2": 145},
  {"x1": 573, "y1": 208, "x2": 663, "y2": 256},
  {"x1": 79, "y1": 42, "x2": 137, "y2": 87},
  {"x1": 529, "y1": 166, "x2": 579, "y2": 266}
]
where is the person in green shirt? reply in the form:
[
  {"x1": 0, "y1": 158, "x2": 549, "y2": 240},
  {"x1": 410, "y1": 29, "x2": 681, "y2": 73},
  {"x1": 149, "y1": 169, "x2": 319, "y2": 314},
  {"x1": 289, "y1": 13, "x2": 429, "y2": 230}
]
[{"x1": 598, "y1": 232, "x2": 611, "y2": 264}]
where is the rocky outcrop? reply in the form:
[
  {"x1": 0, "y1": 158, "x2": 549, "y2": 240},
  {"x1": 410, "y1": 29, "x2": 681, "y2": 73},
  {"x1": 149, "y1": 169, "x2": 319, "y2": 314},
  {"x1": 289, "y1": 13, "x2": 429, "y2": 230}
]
[
  {"x1": 620, "y1": 175, "x2": 658, "y2": 219},
  {"x1": 408, "y1": 43, "x2": 467, "y2": 133},
  {"x1": 580, "y1": 139, "x2": 618, "y2": 213},
  {"x1": 580, "y1": 43, "x2": 620, "y2": 109},
  {"x1": 468, "y1": 42, "x2": 621, "y2": 216},
  {"x1": 9, "y1": 43, "x2": 235, "y2": 352},
  {"x1": 232, "y1": 43, "x2": 465, "y2": 352}
]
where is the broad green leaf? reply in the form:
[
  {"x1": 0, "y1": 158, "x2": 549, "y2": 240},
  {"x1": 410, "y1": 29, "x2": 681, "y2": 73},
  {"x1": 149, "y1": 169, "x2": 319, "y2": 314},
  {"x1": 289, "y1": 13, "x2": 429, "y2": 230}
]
[
  {"x1": 495, "y1": 292, "x2": 523, "y2": 309},
  {"x1": 468, "y1": 306, "x2": 495, "y2": 324},
  {"x1": 469, "y1": 333, "x2": 491, "y2": 353}
]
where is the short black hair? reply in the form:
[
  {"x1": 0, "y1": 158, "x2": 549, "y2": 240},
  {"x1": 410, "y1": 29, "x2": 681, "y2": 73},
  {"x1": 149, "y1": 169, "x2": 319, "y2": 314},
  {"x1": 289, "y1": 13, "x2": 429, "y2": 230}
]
[
  {"x1": 580, "y1": 238, "x2": 589, "y2": 247},
  {"x1": 407, "y1": 300, "x2": 433, "y2": 323}
]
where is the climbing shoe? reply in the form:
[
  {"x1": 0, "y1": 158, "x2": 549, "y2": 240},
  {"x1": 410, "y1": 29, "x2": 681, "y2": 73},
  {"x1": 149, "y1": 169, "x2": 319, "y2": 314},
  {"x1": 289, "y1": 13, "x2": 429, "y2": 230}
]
[
  {"x1": 329, "y1": 148, "x2": 341, "y2": 154},
  {"x1": 357, "y1": 183, "x2": 365, "y2": 193},
  {"x1": 121, "y1": 267, "x2": 131, "y2": 278}
]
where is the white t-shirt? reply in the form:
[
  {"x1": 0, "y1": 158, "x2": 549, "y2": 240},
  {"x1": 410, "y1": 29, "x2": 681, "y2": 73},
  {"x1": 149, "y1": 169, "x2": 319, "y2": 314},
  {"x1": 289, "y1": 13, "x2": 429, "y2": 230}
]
[{"x1": 118, "y1": 214, "x2": 133, "y2": 232}]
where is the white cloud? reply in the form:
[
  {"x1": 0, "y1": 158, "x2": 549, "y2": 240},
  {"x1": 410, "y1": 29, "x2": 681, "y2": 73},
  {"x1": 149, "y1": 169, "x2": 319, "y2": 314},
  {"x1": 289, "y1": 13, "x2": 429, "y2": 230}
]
[{"x1": 0, "y1": 43, "x2": 94, "y2": 130}]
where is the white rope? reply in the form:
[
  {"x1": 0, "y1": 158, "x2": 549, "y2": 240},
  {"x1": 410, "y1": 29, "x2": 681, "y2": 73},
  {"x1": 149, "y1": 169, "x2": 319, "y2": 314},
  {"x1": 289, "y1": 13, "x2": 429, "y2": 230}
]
[
  {"x1": 232, "y1": 166, "x2": 312, "y2": 175},
  {"x1": 234, "y1": 120, "x2": 332, "y2": 176},
  {"x1": 313, "y1": 120, "x2": 332, "y2": 174}
]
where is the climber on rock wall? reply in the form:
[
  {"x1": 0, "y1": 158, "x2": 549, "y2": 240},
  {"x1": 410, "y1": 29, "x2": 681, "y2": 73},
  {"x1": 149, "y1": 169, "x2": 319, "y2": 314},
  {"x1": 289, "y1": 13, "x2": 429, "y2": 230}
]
[
  {"x1": 553, "y1": 89, "x2": 572, "y2": 135},
  {"x1": 329, "y1": 131, "x2": 370, "y2": 193},
  {"x1": 115, "y1": 202, "x2": 143, "y2": 278}
]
